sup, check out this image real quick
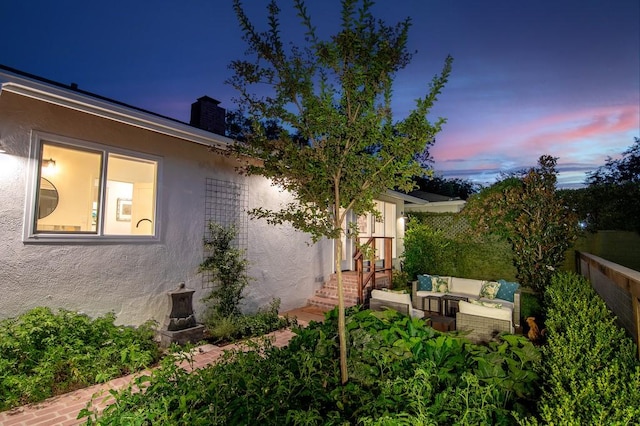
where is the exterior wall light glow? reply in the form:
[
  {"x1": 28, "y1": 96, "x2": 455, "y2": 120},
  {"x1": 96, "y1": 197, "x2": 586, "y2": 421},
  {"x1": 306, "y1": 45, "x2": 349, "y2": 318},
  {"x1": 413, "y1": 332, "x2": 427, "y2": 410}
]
[
  {"x1": 42, "y1": 158, "x2": 56, "y2": 168},
  {"x1": 42, "y1": 158, "x2": 57, "y2": 174}
]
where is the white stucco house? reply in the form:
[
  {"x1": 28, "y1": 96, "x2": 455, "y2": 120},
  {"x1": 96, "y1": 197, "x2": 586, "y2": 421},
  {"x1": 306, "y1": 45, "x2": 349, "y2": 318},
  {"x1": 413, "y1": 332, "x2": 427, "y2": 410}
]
[{"x1": 0, "y1": 65, "x2": 418, "y2": 326}]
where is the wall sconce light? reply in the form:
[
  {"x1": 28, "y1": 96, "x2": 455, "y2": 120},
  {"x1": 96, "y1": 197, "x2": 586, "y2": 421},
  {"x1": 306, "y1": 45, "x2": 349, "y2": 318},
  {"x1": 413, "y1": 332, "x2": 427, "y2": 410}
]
[
  {"x1": 42, "y1": 158, "x2": 57, "y2": 174},
  {"x1": 42, "y1": 158, "x2": 56, "y2": 168}
]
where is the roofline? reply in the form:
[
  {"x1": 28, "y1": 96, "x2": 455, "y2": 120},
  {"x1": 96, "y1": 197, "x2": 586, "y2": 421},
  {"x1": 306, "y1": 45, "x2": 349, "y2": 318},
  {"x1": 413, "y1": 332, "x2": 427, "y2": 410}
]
[
  {"x1": 385, "y1": 190, "x2": 431, "y2": 205},
  {"x1": 404, "y1": 199, "x2": 466, "y2": 208},
  {"x1": 0, "y1": 65, "x2": 232, "y2": 150}
]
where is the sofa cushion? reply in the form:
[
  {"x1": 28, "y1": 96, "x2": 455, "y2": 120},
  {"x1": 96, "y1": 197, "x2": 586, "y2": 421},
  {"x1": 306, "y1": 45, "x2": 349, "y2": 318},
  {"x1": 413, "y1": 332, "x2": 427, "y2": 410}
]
[
  {"x1": 371, "y1": 289, "x2": 411, "y2": 305},
  {"x1": 371, "y1": 289, "x2": 423, "y2": 319},
  {"x1": 479, "y1": 281, "x2": 501, "y2": 300},
  {"x1": 459, "y1": 300, "x2": 512, "y2": 323},
  {"x1": 496, "y1": 280, "x2": 520, "y2": 303},
  {"x1": 449, "y1": 277, "x2": 481, "y2": 297},
  {"x1": 417, "y1": 274, "x2": 433, "y2": 291}
]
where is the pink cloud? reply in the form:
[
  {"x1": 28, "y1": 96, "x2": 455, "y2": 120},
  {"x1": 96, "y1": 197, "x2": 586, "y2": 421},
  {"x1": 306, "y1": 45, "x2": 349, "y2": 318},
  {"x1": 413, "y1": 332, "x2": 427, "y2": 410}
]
[{"x1": 432, "y1": 103, "x2": 639, "y2": 165}]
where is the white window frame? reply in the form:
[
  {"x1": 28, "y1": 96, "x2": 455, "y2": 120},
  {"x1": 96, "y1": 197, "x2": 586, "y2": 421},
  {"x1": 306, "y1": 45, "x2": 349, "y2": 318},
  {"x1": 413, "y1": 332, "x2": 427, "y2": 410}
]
[{"x1": 23, "y1": 131, "x2": 162, "y2": 243}]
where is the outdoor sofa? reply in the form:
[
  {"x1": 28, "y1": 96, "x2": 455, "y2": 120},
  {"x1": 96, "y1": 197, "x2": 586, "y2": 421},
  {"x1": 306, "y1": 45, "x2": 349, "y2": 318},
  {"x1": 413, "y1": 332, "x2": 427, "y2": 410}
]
[
  {"x1": 412, "y1": 275, "x2": 521, "y2": 343},
  {"x1": 370, "y1": 289, "x2": 425, "y2": 319}
]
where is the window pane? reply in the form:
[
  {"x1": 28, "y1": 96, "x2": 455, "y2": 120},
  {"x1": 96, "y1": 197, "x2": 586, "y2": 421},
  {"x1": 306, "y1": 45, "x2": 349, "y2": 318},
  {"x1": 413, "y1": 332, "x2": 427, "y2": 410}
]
[
  {"x1": 36, "y1": 143, "x2": 102, "y2": 233},
  {"x1": 104, "y1": 154, "x2": 157, "y2": 236}
]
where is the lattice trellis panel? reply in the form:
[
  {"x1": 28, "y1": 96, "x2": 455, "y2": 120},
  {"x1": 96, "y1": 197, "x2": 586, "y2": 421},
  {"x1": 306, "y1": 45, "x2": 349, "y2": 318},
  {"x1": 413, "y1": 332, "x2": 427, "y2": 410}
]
[{"x1": 202, "y1": 178, "x2": 248, "y2": 288}]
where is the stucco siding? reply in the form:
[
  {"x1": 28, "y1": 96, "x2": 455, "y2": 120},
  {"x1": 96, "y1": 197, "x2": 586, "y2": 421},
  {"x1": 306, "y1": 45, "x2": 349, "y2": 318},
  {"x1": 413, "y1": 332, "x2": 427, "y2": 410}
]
[{"x1": 0, "y1": 92, "x2": 332, "y2": 325}]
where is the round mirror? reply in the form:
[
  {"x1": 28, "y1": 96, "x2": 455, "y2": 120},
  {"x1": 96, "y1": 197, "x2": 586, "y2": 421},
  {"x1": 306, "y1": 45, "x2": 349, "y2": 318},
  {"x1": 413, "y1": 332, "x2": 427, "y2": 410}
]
[{"x1": 38, "y1": 177, "x2": 59, "y2": 219}]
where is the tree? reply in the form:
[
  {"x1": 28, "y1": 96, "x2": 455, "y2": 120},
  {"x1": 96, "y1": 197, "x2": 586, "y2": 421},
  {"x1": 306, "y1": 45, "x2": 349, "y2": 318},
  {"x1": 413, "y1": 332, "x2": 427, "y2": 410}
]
[
  {"x1": 229, "y1": 0, "x2": 452, "y2": 383},
  {"x1": 587, "y1": 137, "x2": 640, "y2": 185},
  {"x1": 559, "y1": 138, "x2": 640, "y2": 232},
  {"x1": 463, "y1": 156, "x2": 579, "y2": 293},
  {"x1": 413, "y1": 175, "x2": 481, "y2": 200}
]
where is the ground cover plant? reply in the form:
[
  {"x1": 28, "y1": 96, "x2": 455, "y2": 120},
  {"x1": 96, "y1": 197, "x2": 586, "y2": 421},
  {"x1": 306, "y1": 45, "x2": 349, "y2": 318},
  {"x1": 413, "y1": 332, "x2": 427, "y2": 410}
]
[
  {"x1": 82, "y1": 307, "x2": 540, "y2": 425},
  {"x1": 519, "y1": 272, "x2": 640, "y2": 425},
  {"x1": 0, "y1": 307, "x2": 161, "y2": 411}
]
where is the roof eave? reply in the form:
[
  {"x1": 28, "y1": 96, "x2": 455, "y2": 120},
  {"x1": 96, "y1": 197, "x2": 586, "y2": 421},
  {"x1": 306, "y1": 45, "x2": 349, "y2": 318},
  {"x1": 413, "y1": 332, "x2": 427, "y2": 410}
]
[{"x1": 0, "y1": 71, "x2": 232, "y2": 150}]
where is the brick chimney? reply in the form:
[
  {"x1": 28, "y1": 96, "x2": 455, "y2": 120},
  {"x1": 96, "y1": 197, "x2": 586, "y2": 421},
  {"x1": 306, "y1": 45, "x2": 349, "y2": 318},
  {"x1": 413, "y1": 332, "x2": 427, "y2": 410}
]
[{"x1": 190, "y1": 96, "x2": 226, "y2": 135}]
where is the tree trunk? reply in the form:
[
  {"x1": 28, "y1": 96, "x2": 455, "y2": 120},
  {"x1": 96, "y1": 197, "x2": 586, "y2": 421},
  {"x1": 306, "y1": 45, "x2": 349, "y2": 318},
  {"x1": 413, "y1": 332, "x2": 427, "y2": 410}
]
[{"x1": 334, "y1": 237, "x2": 348, "y2": 384}]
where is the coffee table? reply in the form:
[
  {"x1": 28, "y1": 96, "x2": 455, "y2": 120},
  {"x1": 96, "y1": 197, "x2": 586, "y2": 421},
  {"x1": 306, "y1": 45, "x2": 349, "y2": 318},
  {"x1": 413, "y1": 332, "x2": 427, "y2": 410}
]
[
  {"x1": 442, "y1": 295, "x2": 468, "y2": 317},
  {"x1": 427, "y1": 314, "x2": 455, "y2": 332}
]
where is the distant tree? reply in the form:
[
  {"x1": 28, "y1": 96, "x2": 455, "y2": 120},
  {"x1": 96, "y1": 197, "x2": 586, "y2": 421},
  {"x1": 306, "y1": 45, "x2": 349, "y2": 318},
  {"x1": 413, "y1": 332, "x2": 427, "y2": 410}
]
[
  {"x1": 560, "y1": 138, "x2": 640, "y2": 233},
  {"x1": 229, "y1": 0, "x2": 452, "y2": 383},
  {"x1": 413, "y1": 175, "x2": 480, "y2": 200},
  {"x1": 463, "y1": 156, "x2": 579, "y2": 292},
  {"x1": 587, "y1": 137, "x2": 640, "y2": 185}
]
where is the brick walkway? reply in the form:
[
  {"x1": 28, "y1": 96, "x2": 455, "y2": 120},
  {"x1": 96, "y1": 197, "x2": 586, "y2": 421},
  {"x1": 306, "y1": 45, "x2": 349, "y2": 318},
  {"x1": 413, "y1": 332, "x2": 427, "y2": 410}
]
[{"x1": 0, "y1": 307, "x2": 327, "y2": 426}]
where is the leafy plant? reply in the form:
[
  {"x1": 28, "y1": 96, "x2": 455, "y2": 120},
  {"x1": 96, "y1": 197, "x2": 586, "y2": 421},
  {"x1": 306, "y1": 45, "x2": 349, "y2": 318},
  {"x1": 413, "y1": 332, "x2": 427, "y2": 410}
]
[
  {"x1": 204, "y1": 299, "x2": 297, "y2": 344},
  {"x1": 0, "y1": 307, "x2": 160, "y2": 411},
  {"x1": 200, "y1": 221, "x2": 250, "y2": 319},
  {"x1": 85, "y1": 307, "x2": 540, "y2": 424}
]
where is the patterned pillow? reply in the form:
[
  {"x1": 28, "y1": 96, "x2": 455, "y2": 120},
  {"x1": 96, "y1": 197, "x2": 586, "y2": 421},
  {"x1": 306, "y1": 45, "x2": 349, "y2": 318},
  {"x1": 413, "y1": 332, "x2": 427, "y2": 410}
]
[
  {"x1": 496, "y1": 280, "x2": 520, "y2": 303},
  {"x1": 433, "y1": 276, "x2": 449, "y2": 293},
  {"x1": 479, "y1": 281, "x2": 501, "y2": 300},
  {"x1": 417, "y1": 275, "x2": 432, "y2": 291},
  {"x1": 470, "y1": 299, "x2": 503, "y2": 309}
]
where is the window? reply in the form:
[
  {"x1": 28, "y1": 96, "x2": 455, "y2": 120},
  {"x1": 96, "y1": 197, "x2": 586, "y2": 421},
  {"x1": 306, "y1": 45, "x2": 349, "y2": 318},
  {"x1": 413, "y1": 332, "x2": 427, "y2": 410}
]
[{"x1": 26, "y1": 132, "x2": 160, "y2": 241}]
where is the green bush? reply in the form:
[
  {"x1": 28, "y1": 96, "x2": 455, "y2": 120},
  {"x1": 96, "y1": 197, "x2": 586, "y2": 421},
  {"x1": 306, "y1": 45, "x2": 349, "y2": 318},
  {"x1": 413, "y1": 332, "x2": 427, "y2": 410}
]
[
  {"x1": 84, "y1": 307, "x2": 540, "y2": 424},
  {"x1": 203, "y1": 299, "x2": 297, "y2": 344},
  {"x1": 0, "y1": 307, "x2": 161, "y2": 411},
  {"x1": 402, "y1": 221, "x2": 455, "y2": 279},
  {"x1": 520, "y1": 272, "x2": 640, "y2": 425},
  {"x1": 403, "y1": 215, "x2": 516, "y2": 281}
]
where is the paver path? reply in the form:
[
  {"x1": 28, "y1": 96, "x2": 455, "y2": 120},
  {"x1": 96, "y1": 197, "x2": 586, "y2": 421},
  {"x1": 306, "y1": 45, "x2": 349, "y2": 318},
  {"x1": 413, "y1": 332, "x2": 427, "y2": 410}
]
[{"x1": 0, "y1": 327, "x2": 301, "y2": 426}]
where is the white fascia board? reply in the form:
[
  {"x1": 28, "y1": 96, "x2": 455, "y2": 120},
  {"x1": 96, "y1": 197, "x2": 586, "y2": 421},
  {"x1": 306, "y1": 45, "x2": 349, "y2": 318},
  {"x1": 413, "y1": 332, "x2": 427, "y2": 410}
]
[
  {"x1": 404, "y1": 199, "x2": 466, "y2": 208},
  {"x1": 0, "y1": 71, "x2": 232, "y2": 150},
  {"x1": 385, "y1": 190, "x2": 430, "y2": 205}
]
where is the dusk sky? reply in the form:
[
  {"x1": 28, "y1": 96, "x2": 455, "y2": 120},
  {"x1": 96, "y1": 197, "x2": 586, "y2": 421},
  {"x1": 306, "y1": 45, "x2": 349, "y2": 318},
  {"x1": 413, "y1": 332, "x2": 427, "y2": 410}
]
[{"x1": 2, "y1": 0, "x2": 638, "y2": 188}]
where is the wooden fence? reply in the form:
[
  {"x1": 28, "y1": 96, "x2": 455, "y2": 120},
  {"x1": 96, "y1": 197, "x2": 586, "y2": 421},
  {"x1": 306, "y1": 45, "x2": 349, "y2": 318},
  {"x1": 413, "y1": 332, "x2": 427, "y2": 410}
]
[{"x1": 576, "y1": 251, "x2": 640, "y2": 357}]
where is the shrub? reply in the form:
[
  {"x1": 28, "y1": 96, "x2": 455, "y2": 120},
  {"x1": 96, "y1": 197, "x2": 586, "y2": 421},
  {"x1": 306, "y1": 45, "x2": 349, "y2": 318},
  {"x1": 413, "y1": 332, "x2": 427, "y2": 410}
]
[
  {"x1": 403, "y1": 214, "x2": 517, "y2": 281},
  {"x1": 0, "y1": 307, "x2": 161, "y2": 411},
  {"x1": 402, "y1": 221, "x2": 455, "y2": 279},
  {"x1": 520, "y1": 272, "x2": 640, "y2": 425},
  {"x1": 203, "y1": 299, "x2": 297, "y2": 344},
  {"x1": 85, "y1": 307, "x2": 540, "y2": 424}
]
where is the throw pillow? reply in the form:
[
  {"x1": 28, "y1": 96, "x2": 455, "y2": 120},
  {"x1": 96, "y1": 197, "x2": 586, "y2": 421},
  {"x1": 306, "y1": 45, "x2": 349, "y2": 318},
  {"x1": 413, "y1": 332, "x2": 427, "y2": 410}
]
[
  {"x1": 479, "y1": 281, "x2": 501, "y2": 299},
  {"x1": 417, "y1": 275, "x2": 432, "y2": 291},
  {"x1": 433, "y1": 276, "x2": 449, "y2": 293},
  {"x1": 496, "y1": 280, "x2": 520, "y2": 303}
]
